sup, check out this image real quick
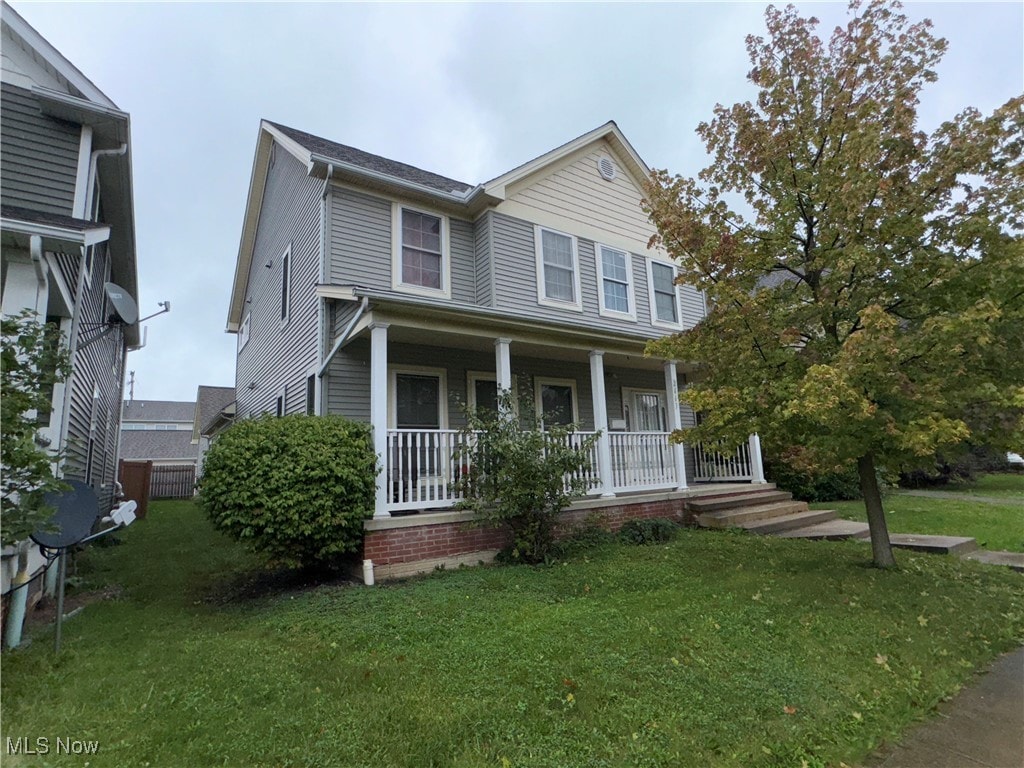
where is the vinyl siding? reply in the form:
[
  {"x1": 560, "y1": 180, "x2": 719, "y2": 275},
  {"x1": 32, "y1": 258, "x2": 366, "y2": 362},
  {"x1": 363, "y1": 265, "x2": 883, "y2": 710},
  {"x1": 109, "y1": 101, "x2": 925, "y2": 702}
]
[
  {"x1": 62, "y1": 243, "x2": 126, "y2": 513},
  {"x1": 474, "y1": 211, "x2": 493, "y2": 306},
  {"x1": 490, "y1": 212, "x2": 706, "y2": 336},
  {"x1": 0, "y1": 83, "x2": 80, "y2": 215},
  {"x1": 235, "y1": 145, "x2": 321, "y2": 417},
  {"x1": 504, "y1": 140, "x2": 655, "y2": 251},
  {"x1": 449, "y1": 218, "x2": 475, "y2": 303},
  {"x1": 329, "y1": 186, "x2": 477, "y2": 303},
  {"x1": 328, "y1": 187, "x2": 391, "y2": 289}
]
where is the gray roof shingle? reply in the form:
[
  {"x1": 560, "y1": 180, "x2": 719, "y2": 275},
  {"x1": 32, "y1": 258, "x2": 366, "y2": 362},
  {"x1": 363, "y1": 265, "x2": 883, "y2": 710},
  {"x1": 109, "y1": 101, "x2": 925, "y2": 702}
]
[
  {"x1": 195, "y1": 386, "x2": 235, "y2": 435},
  {"x1": 267, "y1": 121, "x2": 474, "y2": 196},
  {"x1": 1, "y1": 205, "x2": 103, "y2": 231},
  {"x1": 122, "y1": 400, "x2": 196, "y2": 423},
  {"x1": 119, "y1": 430, "x2": 198, "y2": 461}
]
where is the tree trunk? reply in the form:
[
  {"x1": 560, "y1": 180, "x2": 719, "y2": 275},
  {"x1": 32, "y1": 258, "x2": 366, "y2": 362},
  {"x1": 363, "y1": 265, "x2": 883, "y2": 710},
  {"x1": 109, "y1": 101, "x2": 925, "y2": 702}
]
[{"x1": 858, "y1": 453, "x2": 897, "y2": 569}]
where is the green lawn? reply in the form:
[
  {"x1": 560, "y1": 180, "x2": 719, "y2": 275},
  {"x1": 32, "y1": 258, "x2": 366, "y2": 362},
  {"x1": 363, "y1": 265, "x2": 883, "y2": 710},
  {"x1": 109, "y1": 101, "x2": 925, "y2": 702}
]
[
  {"x1": 2, "y1": 501, "x2": 1022, "y2": 768},
  {"x1": 813, "y1": 474, "x2": 1024, "y2": 552}
]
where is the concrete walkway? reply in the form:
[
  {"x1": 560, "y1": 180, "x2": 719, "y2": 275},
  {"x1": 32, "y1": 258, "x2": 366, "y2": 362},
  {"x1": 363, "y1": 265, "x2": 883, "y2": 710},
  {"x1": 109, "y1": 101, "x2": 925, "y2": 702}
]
[{"x1": 866, "y1": 646, "x2": 1024, "y2": 767}]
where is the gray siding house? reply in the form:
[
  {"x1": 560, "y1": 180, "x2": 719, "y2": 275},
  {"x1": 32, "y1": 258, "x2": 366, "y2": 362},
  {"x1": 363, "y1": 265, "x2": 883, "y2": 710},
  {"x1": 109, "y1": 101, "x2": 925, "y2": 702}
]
[
  {"x1": 228, "y1": 120, "x2": 765, "y2": 519},
  {"x1": 0, "y1": 2, "x2": 139, "y2": 591}
]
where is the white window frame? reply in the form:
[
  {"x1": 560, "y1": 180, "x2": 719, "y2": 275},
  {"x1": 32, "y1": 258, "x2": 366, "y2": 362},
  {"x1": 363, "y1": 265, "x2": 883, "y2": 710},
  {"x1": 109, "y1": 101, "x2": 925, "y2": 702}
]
[
  {"x1": 391, "y1": 204, "x2": 451, "y2": 299},
  {"x1": 646, "y1": 256, "x2": 684, "y2": 330},
  {"x1": 279, "y1": 244, "x2": 291, "y2": 328},
  {"x1": 534, "y1": 376, "x2": 579, "y2": 426},
  {"x1": 595, "y1": 243, "x2": 636, "y2": 320},
  {"x1": 238, "y1": 313, "x2": 251, "y2": 351},
  {"x1": 388, "y1": 365, "x2": 449, "y2": 429},
  {"x1": 621, "y1": 388, "x2": 667, "y2": 432},
  {"x1": 534, "y1": 225, "x2": 583, "y2": 312}
]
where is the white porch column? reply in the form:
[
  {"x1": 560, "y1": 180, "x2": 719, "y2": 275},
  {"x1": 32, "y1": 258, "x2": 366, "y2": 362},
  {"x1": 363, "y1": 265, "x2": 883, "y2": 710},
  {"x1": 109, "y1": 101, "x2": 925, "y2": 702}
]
[
  {"x1": 664, "y1": 361, "x2": 688, "y2": 490},
  {"x1": 589, "y1": 350, "x2": 615, "y2": 497},
  {"x1": 495, "y1": 337, "x2": 512, "y2": 411},
  {"x1": 748, "y1": 433, "x2": 767, "y2": 484},
  {"x1": 370, "y1": 323, "x2": 390, "y2": 518}
]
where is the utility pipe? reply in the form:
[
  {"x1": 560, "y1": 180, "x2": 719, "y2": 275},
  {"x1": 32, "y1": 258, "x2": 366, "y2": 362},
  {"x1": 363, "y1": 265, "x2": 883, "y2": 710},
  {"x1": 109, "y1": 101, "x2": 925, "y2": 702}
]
[{"x1": 317, "y1": 296, "x2": 368, "y2": 378}]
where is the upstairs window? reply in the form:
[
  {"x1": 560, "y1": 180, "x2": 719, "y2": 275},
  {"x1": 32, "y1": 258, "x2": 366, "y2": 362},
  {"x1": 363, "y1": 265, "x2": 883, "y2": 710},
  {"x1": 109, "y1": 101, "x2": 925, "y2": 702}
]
[
  {"x1": 535, "y1": 227, "x2": 581, "y2": 311},
  {"x1": 648, "y1": 259, "x2": 681, "y2": 328},
  {"x1": 597, "y1": 245, "x2": 635, "y2": 319},
  {"x1": 394, "y1": 206, "x2": 449, "y2": 297},
  {"x1": 280, "y1": 246, "x2": 291, "y2": 323},
  {"x1": 238, "y1": 314, "x2": 251, "y2": 351}
]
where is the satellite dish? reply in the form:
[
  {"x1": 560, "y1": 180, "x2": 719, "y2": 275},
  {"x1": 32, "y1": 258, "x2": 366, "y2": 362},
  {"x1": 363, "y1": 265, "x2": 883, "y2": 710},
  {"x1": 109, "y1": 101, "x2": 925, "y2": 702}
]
[
  {"x1": 31, "y1": 479, "x2": 99, "y2": 550},
  {"x1": 104, "y1": 282, "x2": 138, "y2": 326}
]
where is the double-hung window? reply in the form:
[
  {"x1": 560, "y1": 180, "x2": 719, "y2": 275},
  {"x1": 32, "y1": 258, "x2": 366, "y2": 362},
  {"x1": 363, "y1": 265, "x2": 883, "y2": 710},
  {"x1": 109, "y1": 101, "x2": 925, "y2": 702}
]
[
  {"x1": 535, "y1": 226, "x2": 581, "y2": 311},
  {"x1": 597, "y1": 244, "x2": 635, "y2": 319},
  {"x1": 394, "y1": 205, "x2": 449, "y2": 297},
  {"x1": 648, "y1": 259, "x2": 682, "y2": 329}
]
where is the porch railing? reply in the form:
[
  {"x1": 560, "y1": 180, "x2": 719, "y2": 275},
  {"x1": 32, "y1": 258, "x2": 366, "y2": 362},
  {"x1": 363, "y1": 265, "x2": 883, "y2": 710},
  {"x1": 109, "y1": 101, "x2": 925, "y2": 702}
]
[
  {"x1": 608, "y1": 432, "x2": 677, "y2": 491},
  {"x1": 387, "y1": 429, "x2": 471, "y2": 512},
  {"x1": 691, "y1": 441, "x2": 753, "y2": 482}
]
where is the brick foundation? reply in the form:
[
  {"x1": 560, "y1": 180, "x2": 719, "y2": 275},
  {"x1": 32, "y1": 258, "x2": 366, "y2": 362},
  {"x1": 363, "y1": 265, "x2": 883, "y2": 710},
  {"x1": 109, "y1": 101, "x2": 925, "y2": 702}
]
[{"x1": 362, "y1": 492, "x2": 698, "y2": 581}]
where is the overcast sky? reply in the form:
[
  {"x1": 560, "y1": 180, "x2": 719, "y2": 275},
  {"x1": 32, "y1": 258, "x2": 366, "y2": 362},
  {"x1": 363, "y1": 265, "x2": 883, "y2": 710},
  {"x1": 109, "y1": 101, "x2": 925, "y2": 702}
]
[{"x1": 11, "y1": 1, "x2": 1023, "y2": 403}]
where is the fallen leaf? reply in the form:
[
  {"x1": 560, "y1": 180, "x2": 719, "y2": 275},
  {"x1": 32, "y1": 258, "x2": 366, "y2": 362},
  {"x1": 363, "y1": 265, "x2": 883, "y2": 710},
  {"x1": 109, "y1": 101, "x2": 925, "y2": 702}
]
[
  {"x1": 874, "y1": 654, "x2": 888, "y2": 665},
  {"x1": 783, "y1": 705, "x2": 797, "y2": 715},
  {"x1": 917, "y1": 614, "x2": 929, "y2": 626},
  {"x1": 852, "y1": 711, "x2": 863, "y2": 721}
]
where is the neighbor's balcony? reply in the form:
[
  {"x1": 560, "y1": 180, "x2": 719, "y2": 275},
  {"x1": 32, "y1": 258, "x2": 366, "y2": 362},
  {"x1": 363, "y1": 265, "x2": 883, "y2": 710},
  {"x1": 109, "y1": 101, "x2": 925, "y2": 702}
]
[{"x1": 385, "y1": 429, "x2": 757, "y2": 514}]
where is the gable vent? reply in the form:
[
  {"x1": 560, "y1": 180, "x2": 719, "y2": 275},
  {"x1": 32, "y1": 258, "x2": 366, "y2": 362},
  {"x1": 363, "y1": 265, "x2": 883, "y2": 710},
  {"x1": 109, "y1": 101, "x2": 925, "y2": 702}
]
[{"x1": 597, "y1": 156, "x2": 617, "y2": 181}]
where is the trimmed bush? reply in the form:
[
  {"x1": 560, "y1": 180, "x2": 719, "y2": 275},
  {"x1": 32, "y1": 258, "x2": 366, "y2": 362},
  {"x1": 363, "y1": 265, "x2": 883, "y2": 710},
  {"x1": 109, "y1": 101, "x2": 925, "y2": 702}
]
[
  {"x1": 197, "y1": 415, "x2": 377, "y2": 568},
  {"x1": 619, "y1": 518, "x2": 679, "y2": 546},
  {"x1": 764, "y1": 460, "x2": 862, "y2": 503}
]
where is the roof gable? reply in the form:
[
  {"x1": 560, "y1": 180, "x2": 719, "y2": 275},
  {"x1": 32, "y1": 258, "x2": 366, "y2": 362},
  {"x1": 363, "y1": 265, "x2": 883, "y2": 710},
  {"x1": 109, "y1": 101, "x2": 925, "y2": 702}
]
[
  {"x1": 0, "y1": 2, "x2": 117, "y2": 107},
  {"x1": 496, "y1": 136, "x2": 659, "y2": 255}
]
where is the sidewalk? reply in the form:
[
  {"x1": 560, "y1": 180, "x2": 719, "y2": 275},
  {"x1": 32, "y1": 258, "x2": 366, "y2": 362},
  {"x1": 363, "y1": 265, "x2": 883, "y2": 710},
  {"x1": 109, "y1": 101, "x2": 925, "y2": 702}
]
[{"x1": 866, "y1": 646, "x2": 1024, "y2": 767}]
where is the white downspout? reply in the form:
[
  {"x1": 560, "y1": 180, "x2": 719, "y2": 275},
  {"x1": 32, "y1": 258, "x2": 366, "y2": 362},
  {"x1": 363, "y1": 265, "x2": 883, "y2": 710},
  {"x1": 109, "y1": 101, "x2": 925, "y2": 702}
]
[
  {"x1": 318, "y1": 296, "x2": 368, "y2": 378},
  {"x1": 5, "y1": 237, "x2": 48, "y2": 645},
  {"x1": 316, "y1": 165, "x2": 334, "y2": 415}
]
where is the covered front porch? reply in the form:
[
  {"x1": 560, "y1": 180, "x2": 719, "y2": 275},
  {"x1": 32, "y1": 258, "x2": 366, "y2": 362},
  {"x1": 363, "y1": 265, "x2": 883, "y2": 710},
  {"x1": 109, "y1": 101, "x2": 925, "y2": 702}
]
[{"x1": 325, "y1": 312, "x2": 766, "y2": 518}]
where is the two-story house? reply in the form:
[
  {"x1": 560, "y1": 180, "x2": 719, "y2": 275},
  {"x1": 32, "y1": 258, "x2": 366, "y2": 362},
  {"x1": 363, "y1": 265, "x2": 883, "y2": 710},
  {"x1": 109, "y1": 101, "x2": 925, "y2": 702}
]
[
  {"x1": 1, "y1": 3, "x2": 139, "y2": 597},
  {"x1": 227, "y1": 119, "x2": 766, "y2": 576}
]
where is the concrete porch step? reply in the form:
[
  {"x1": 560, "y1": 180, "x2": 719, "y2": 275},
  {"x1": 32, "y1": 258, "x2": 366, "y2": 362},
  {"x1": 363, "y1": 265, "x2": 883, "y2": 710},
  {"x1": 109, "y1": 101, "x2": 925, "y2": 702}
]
[
  {"x1": 742, "y1": 509, "x2": 838, "y2": 535},
  {"x1": 773, "y1": 519, "x2": 871, "y2": 540},
  {"x1": 697, "y1": 500, "x2": 809, "y2": 529},
  {"x1": 687, "y1": 489, "x2": 793, "y2": 513},
  {"x1": 887, "y1": 533, "x2": 978, "y2": 556}
]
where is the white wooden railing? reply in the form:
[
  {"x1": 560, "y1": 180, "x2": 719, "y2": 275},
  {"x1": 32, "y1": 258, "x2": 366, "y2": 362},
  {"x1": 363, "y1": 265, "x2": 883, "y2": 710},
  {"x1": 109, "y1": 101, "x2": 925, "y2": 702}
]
[
  {"x1": 550, "y1": 430, "x2": 601, "y2": 493},
  {"x1": 608, "y1": 432, "x2": 677, "y2": 491},
  {"x1": 691, "y1": 441, "x2": 753, "y2": 482},
  {"x1": 387, "y1": 429, "x2": 472, "y2": 512}
]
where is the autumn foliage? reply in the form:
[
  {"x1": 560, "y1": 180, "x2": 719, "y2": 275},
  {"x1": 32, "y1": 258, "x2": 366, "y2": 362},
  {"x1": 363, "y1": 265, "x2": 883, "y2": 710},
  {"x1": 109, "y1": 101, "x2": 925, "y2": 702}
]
[{"x1": 644, "y1": 1, "x2": 1023, "y2": 567}]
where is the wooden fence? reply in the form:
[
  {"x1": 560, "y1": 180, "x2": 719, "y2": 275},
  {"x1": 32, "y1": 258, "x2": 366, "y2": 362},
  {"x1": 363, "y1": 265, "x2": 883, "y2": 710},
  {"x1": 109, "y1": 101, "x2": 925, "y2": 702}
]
[{"x1": 150, "y1": 464, "x2": 196, "y2": 499}]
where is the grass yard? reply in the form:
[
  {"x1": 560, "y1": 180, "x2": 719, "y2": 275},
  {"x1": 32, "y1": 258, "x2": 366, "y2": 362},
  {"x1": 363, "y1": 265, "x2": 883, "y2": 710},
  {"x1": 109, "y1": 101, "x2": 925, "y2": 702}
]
[
  {"x1": 814, "y1": 473, "x2": 1024, "y2": 552},
  {"x1": 1, "y1": 501, "x2": 1022, "y2": 768}
]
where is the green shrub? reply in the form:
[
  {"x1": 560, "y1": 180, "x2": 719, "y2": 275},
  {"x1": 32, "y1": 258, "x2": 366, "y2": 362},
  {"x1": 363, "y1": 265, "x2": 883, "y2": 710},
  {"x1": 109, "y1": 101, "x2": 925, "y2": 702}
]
[
  {"x1": 618, "y1": 518, "x2": 679, "y2": 546},
  {"x1": 898, "y1": 445, "x2": 1012, "y2": 488},
  {"x1": 197, "y1": 415, "x2": 377, "y2": 568},
  {"x1": 453, "y1": 389, "x2": 598, "y2": 564},
  {"x1": 764, "y1": 460, "x2": 862, "y2": 503}
]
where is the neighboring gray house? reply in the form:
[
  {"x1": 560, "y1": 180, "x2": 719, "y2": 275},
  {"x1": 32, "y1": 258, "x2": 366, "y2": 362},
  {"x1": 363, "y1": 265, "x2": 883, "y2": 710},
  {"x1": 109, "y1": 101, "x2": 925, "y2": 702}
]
[
  {"x1": 122, "y1": 399, "x2": 196, "y2": 432},
  {"x1": 1, "y1": 2, "x2": 139, "y2": 592},
  {"x1": 227, "y1": 120, "x2": 765, "y2": 521},
  {"x1": 119, "y1": 400, "x2": 199, "y2": 468},
  {"x1": 191, "y1": 385, "x2": 235, "y2": 474}
]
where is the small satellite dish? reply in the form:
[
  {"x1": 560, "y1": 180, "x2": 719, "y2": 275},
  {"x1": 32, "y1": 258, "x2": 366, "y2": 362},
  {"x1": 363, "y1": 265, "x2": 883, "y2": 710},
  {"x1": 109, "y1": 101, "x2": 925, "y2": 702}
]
[
  {"x1": 31, "y1": 479, "x2": 99, "y2": 550},
  {"x1": 104, "y1": 282, "x2": 138, "y2": 325}
]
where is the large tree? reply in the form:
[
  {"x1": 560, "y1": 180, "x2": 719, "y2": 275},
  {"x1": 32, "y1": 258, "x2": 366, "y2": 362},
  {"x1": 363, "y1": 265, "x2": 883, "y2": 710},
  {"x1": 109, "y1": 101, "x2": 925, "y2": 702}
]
[{"x1": 644, "y1": 0, "x2": 1023, "y2": 567}]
